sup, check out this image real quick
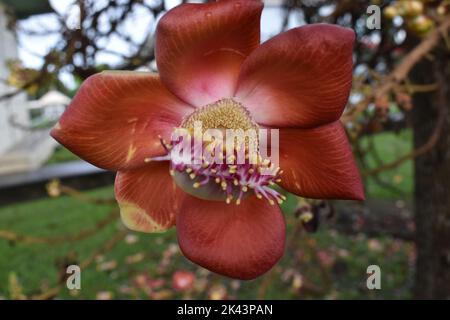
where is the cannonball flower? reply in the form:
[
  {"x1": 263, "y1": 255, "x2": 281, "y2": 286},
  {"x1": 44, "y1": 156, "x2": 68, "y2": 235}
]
[{"x1": 51, "y1": 0, "x2": 364, "y2": 280}]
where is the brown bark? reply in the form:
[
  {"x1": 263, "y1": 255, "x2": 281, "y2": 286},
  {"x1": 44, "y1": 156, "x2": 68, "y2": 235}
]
[{"x1": 411, "y1": 42, "x2": 450, "y2": 299}]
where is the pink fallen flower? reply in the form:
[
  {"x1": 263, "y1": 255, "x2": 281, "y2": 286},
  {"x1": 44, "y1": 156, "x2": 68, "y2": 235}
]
[
  {"x1": 51, "y1": 0, "x2": 364, "y2": 280},
  {"x1": 172, "y1": 270, "x2": 195, "y2": 292}
]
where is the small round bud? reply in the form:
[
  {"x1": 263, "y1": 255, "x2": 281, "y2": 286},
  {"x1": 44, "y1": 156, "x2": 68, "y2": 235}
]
[
  {"x1": 437, "y1": 5, "x2": 447, "y2": 16},
  {"x1": 384, "y1": 6, "x2": 398, "y2": 19},
  {"x1": 403, "y1": 1, "x2": 424, "y2": 17},
  {"x1": 408, "y1": 15, "x2": 434, "y2": 36}
]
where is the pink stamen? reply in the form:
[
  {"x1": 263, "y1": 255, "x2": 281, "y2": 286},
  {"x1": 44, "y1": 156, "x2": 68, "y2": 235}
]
[{"x1": 147, "y1": 139, "x2": 285, "y2": 205}]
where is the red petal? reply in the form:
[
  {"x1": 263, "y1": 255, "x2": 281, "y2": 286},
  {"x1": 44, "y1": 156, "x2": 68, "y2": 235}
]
[
  {"x1": 279, "y1": 121, "x2": 364, "y2": 200},
  {"x1": 51, "y1": 71, "x2": 192, "y2": 171},
  {"x1": 236, "y1": 24, "x2": 355, "y2": 127},
  {"x1": 115, "y1": 162, "x2": 184, "y2": 233},
  {"x1": 155, "y1": 0, "x2": 263, "y2": 107},
  {"x1": 177, "y1": 195, "x2": 286, "y2": 280}
]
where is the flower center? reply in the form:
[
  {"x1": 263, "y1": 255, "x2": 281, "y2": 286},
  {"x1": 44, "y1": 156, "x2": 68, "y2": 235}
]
[
  {"x1": 181, "y1": 98, "x2": 258, "y2": 133},
  {"x1": 148, "y1": 98, "x2": 285, "y2": 205}
]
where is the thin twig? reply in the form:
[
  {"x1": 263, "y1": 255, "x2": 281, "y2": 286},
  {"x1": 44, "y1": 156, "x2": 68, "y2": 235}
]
[
  {"x1": 342, "y1": 16, "x2": 450, "y2": 123},
  {"x1": 0, "y1": 210, "x2": 119, "y2": 245}
]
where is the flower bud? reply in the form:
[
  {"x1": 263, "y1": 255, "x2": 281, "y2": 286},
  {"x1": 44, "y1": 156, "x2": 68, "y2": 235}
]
[
  {"x1": 437, "y1": 5, "x2": 447, "y2": 16},
  {"x1": 408, "y1": 15, "x2": 434, "y2": 36},
  {"x1": 401, "y1": 0, "x2": 424, "y2": 17},
  {"x1": 384, "y1": 6, "x2": 398, "y2": 19}
]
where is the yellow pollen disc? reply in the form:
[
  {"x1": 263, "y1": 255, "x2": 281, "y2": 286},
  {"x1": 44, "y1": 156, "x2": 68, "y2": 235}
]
[
  {"x1": 181, "y1": 98, "x2": 258, "y2": 132},
  {"x1": 180, "y1": 98, "x2": 260, "y2": 157}
]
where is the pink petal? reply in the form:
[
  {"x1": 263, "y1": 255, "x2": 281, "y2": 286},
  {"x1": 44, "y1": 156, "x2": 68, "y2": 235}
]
[
  {"x1": 51, "y1": 71, "x2": 192, "y2": 171},
  {"x1": 279, "y1": 121, "x2": 364, "y2": 200},
  {"x1": 177, "y1": 195, "x2": 286, "y2": 280},
  {"x1": 236, "y1": 24, "x2": 355, "y2": 127},
  {"x1": 115, "y1": 162, "x2": 184, "y2": 232},
  {"x1": 156, "y1": 0, "x2": 263, "y2": 107}
]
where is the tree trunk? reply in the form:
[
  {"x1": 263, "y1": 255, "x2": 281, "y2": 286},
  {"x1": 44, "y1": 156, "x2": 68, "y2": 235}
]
[{"x1": 411, "y1": 43, "x2": 450, "y2": 299}]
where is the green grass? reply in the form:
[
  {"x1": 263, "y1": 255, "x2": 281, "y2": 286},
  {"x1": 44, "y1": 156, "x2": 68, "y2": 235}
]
[
  {"x1": 361, "y1": 129, "x2": 413, "y2": 199},
  {"x1": 0, "y1": 186, "x2": 413, "y2": 299},
  {"x1": 45, "y1": 147, "x2": 80, "y2": 165},
  {"x1": 0, "y1": 186, "x2": 184, "y2": 299}
]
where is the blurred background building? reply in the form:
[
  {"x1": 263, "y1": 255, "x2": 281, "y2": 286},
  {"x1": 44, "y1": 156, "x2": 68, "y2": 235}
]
[{"x1": 0, "y1": 1, "x2": 63, "y2": 174}]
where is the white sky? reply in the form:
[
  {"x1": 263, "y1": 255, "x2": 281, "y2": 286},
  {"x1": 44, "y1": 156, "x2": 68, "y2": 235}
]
[{"x1": 16, "y1": 0, "x2": 306, "y2": 89}]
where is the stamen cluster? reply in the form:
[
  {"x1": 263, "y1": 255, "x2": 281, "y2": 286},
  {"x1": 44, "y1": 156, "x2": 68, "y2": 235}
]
[{"x1": 148, "y1": 137, "x2": 286, "y2": 205}]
